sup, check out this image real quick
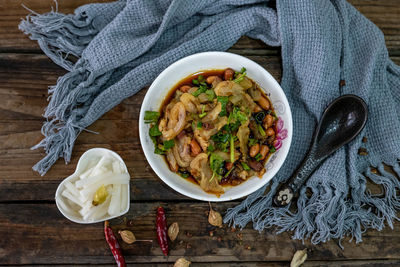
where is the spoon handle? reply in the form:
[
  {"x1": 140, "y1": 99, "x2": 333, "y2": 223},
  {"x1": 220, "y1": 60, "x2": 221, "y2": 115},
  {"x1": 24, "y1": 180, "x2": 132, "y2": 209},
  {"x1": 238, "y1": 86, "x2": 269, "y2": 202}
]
[{"x1": 273, "y1": 153, "x2": 322, "y2": 207}]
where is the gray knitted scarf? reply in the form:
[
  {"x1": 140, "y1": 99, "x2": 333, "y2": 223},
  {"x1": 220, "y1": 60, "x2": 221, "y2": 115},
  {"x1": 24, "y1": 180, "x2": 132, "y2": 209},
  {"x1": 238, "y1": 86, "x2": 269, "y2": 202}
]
[{"x1": 20, "y1": 0, "x2": 400, "y2": 246}]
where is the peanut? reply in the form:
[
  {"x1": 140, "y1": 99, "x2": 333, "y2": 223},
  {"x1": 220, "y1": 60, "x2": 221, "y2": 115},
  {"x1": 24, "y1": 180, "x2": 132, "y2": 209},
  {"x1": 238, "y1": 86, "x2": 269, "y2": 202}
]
[
  {"x1": 180, "y1": 85, "x2": 191, "y2": 93},
  {"x1": 259, "y1": 145, "x2": 269, "y2": 160},
  {"x1": 263, "y1": 114, "x2": 274, "y2": 129},
  {"x1": 190, "y1": 139, "x2": 201, "y2": 156},
  {"x1": 266, "y1": 127, "x2": 275, "y2": 136},
  {"x1": 223, "y1": 68, "x2": 234, "y2": 81},
  {"x1": 257, "y1": 96, "x2": 270, "y2": 110},
  {"x1": 249, "y1": 143, "x2": 260, "y2": 157}
]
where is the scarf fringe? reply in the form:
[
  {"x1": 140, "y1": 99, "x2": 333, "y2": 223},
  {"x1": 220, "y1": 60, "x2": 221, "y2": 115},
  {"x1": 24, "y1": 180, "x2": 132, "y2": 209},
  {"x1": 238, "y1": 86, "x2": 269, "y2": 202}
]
[
  {"x1": 18, "y1": 2, "x2": 95, "y2": 71},
  {"x1": 31, "y1": 59, "x2": 111, "y2": 175},
  {"x1": 224, "y1": 160, "x2": 400, "y2": 248},
  {"x1": 32, "y1": 118, "x2": 80, "y2": 176}
]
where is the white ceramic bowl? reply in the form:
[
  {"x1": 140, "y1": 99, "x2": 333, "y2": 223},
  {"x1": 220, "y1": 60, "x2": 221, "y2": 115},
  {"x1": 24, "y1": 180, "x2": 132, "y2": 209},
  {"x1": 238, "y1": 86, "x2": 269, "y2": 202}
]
[
  {"x1": 55, "y1": 148, "x2": 130, "y2": 223},
  {"x1": 139, "y1": 52, "x2": 292, "y2": 201}
]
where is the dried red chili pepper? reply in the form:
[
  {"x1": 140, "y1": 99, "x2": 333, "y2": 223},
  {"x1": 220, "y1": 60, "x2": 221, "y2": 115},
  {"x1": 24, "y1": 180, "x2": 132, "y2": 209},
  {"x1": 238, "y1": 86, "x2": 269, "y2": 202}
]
[
  {"x1": 104, "y1": 221, "x2": 126, "y2": 267},
  {"x1": 156, "y1": 206, "x2": 169, "y2": 256}
]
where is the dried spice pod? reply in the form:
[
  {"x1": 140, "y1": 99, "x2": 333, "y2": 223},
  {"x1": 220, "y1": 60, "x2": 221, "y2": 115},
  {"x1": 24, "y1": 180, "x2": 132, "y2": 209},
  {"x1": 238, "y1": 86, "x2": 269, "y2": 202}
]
[
  {"x1": 208, "y1": 202, "x2": 223, "y2": 227},
  {"x1": 174, "y1": 257, "x2": 191, "y2": 267},
  {"x1": 290, "y1": 249, "x2": 307, "y2": 267},
  {"x1": 168, "y1": 222, "x2": 179, "y2": 241},
  {"x1": 118, "y1": 230, "x2": 136, "y2": 244}
]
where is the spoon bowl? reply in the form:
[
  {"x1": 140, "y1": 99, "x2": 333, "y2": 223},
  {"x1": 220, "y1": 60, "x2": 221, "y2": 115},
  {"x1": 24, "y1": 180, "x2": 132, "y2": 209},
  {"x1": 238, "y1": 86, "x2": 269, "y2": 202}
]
[
  {"x1": 273, "y1": 94, "x2": 368, "y2": 206},
  {"x1": 315, "y1": 95, "x2": 368, "y2": 158}
]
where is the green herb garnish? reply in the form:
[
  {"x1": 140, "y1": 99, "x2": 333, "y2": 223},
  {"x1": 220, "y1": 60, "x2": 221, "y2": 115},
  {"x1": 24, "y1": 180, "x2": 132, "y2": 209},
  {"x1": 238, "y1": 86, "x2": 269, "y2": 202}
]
[
  {"x1": 224, "y1": 166, "x2": 235, "y2": 178},
  {"x1": 217, "y1": 96, "x2": 229, "y2": 117},
  {"x1": 153, "y1": 139, "x2": 175, "y2": 155},
  {"x1": 198, "y1": 75, "x2": 204, "y2": 83},
  {"x1": 211, "y1": 131, "x2": 230, "y2": 143},
  {"x1": 192, "y1": 79, "x2": 199, "y2": 85},
  {"x1": 228, "y1": 106, "x2": 248, "y2": 125},
  {"x1": 230, "y1": 135, "x2": 235, "y2": 163},
  {"x1": 248, "y1": 138, "x2": 258, "y2": 147},
  {"x1": 192, "y1": 84, "x2": 207, "y2": 97},
  {"x1": 209, "y1": 153, "x2": 225, "y2": 181},
  {"x1": 269, "y1": 146, "x2": 276, "y2": 153},
  {"x1": 241, "y1": 162, "x2": 251, "y2": 171},
  {"x1": 144, "y1": 111, "x2": 160, "y2": 124},
  {"x1": 163, "y1": 140, "x2": 175, "y2": 150},
  {"x1": 197, "y1": 121, "x2": 203, "y2": 129},
  {"x1": 207, "y1": 144, "x2": 215, "y2": 152},
  {"x1": 233, "y1": 68, "x2": 247, "y2": 83},
  {"x1": 257, "y1": 124, "x2": 266, "y2": 136},
  {"x1": 179, "y1": 171, "x2": 190, "y2": 178},
  {"x1": 205, "y1": 89, "x2": 216, "y2": 101},
  {"x1": 149, "y1": 124, "x2": 162, "y2": 137},
  {"x1": 254, "y1": 111, "x2": 266, "y2": 124},
  {"x1": 199, "y1": 105, "x2": 207, "y2": 118},
  {"x1": 255, "y1": 153, "x2": 263, "y2": 161}
]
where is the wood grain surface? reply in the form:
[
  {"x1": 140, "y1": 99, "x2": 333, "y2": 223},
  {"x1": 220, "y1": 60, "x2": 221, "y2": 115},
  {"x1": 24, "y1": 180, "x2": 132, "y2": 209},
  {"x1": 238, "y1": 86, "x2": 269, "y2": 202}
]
[{"x1": 0, "y1": 0, "x2": 399, "y2": 265}]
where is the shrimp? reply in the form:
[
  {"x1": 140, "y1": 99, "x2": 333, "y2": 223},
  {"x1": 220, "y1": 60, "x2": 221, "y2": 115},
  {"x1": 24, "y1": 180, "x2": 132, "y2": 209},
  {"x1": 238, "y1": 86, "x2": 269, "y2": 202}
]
[{"x1": 162, "y1": 102, "x2": 186, "y2": 140}]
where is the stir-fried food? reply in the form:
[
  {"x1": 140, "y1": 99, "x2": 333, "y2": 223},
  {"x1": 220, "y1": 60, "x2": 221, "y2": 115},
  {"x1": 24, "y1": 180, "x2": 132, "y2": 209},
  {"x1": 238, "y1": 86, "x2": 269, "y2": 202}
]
[{"x1": 144, "y1": 68, "x2": 278, "y2": 195}]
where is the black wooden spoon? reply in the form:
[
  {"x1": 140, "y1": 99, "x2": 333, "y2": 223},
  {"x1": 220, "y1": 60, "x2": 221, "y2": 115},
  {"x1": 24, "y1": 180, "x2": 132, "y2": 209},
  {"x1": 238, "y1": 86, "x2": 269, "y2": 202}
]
[{"x1": 273, "y1": 94, "x2": 368, "y2": 207}]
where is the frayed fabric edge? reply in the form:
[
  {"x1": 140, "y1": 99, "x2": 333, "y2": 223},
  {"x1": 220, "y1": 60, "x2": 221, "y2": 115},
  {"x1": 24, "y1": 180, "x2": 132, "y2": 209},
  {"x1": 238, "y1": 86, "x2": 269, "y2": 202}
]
[
  {"x1": 224, "y1": 159, "x2": 400, "y2": 249},
  {"x1": 18, "y1": 1, "x2": 94, "y2": 71},
  {"x1": 31, "y1": 57, "x2": 110, "y2": 175}
]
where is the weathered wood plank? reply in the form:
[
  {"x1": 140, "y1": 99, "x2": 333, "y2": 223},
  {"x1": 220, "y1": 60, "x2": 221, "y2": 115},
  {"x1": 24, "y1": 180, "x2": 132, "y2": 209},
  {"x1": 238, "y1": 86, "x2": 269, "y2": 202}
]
[
  {"x1": 8, "y1": 261, "x2": 400, "y2": 267},
  {"x1": 0, "y1": 0, "x2": 399, "y2": 54},
  {"x1": 1, "y1": 202, "x2": 400, "y2": 265}
]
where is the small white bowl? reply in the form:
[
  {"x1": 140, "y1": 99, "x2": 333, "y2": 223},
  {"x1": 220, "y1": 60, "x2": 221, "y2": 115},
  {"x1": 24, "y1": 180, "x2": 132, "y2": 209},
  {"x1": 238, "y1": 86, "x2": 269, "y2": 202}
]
[
  {"x1": 55, "y1": 148, "x2": 130, "y2": 223},
  {"x1": 139, "y1": 52, "x2": 292, "y2": 202}
]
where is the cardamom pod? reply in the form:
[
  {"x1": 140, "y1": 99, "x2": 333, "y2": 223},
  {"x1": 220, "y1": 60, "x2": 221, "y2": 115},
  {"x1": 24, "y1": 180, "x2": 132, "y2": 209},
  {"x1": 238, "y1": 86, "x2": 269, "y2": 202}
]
[
  {"x1": 118, "y1": 230, "x2": 136, "y2": 244},
  {"x1": 168, "y1": 222, "x2": 179, "y2": 241},
  {"x1": 290, "y1": 249, "x2": 307, "y2": 267},
  {"x1": 208, "y1": 202, "x2": 222, "y2": 227},
  {"x1": 174, "y1": 257, "x2": 191, "y2": 267}
]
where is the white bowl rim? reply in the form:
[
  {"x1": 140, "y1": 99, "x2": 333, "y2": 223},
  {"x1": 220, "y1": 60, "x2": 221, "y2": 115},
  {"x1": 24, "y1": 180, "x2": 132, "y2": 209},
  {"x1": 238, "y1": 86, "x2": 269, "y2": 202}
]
[
  {"x1": 55, "y1": 147, "x2": 130, "y2": 224},
  {"x1": 139, "y1": 51, "x2": 292, "y2": 202}
]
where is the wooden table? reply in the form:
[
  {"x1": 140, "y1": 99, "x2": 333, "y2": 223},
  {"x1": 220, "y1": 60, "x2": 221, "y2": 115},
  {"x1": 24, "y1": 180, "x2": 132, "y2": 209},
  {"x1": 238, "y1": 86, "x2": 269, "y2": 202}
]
[{"x1": 1, "y1": 0, "x2": 399, "y2": 266}]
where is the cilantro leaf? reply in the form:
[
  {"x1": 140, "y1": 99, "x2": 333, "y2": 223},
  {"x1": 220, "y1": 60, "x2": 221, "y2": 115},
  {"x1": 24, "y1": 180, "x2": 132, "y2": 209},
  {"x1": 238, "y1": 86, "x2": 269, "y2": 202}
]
[
  {"x1": 207, "y1": 144, "x2": 215, "y2": 152},
  {"x1": 209, "y1": 153, "x2": 225, "y2": 180},
  {"x1": 192, "y1": 84, "x2": 207, "y2": 97},
  {"x1": 217, "y1": 96, "x2": 229, "y2": 117},
  {"x1": 248, "y1": 138, "x2": 258, "y2": 147},
  {"x1": 205, "y1": 89, "x2": 216, "y2": 101}
]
